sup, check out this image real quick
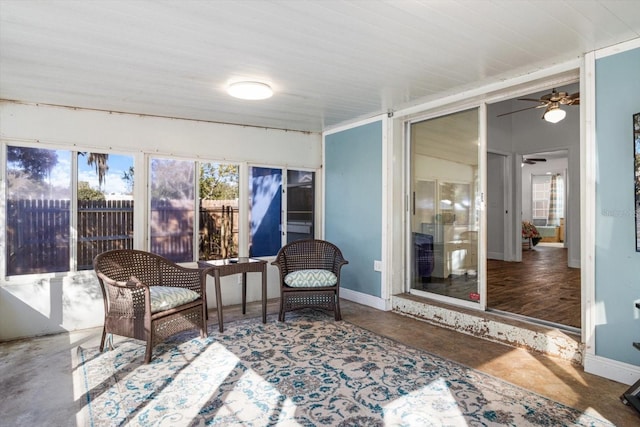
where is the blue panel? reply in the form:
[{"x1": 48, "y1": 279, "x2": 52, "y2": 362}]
[
  {"x1": 250, "y1": 167, "x2": 282, "y2": 257},
  {"x1": 325, "y1": 121, "x2": 383, "y2": 297},
  {"x1": 594, "y1": 47, "x2": 640, "y2": 365}
]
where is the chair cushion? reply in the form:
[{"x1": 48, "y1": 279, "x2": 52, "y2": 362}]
[
  {"x1": 284, "y1": 269, "x2": 337, "y2": 288},
  {"x1": 149, "y1": 286, "x2": 200, "y2": 313}
]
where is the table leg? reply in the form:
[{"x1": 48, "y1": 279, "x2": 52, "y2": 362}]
[
  {"x1": 241, "y1": 272, "x2": 247, "y2": 314},
  {"x1": 261, "y1": 264, "x2": 267, "y2": 324},
  {"x1": 214, "y1": 270, "x2": 224, "y2": 332}
]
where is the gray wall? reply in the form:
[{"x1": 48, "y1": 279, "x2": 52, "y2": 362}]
[{"x1": 325, "y1": 121, "x2": 383, "y2": 298}]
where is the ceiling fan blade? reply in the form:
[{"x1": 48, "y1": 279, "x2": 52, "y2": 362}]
[
  {"x1": 497, "y1": 104, "x2": 546, "y2": 117},
  {"x1": 517, "y1": 98, "x2": 547, "y2": 103},
  {"x1": 567, "y1": 92, "x2": 580, "y2": 105},
  {"x1": 522, "y1": 157, "x2": 547, "y2": 164}
]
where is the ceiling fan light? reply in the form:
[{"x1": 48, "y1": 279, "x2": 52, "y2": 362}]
[
  {"x1": 543, "y1": 105, "x2": 566, "y2": 123},
  {"x1": 227, "y1": 81, "x2": 273, "y2": 100}
]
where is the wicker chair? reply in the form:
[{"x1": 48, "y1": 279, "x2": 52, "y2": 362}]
[
  {"x1": 93, "y1": 249, "x2": 209, "y2": 363},
  {"x1": 271, "y1": 239, "x2": 348, "y2": 322}
]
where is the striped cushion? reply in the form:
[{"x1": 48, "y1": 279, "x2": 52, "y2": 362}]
[
  {"x1": 149, "y1": 286, "x2": 199, "y2": 313},
  {"x1": 284, "y1": 269, "x2": 337, "y2": 288}
]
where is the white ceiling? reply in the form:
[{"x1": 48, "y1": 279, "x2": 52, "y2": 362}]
[{"x1": 1, "y1": 0, "x2": 639, "y2": 133}]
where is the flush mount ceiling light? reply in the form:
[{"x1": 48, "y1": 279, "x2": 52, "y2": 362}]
[
  {"x1": 227, "y1": 81, "x2": 273, "y2": 100},
  {"x1": 543, "y1": 103, "x2": 566, "y2": 123}
]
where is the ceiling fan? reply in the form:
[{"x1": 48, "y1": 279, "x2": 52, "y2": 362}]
[
  {"x1": 522, "y1": 157, "x2": 547, "y2": 165},
  {"x1": 497, "y1": 89, "x2": 580, "y2": 122}
]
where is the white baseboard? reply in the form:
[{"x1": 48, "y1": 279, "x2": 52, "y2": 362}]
[
  {"x1": 487, "y1": 251, "x2": 504, "y2": 260},
  {"x1": 584, "y1": 353, "x2": 640, "y2": 385},
  {"x1": 340, "y1": 288, "x2": 391, "y2": 311}
]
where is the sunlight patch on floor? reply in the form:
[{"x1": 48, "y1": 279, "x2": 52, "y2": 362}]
[
  {"x1": 383, "y1": 378, "x2": 466, "y2": 425},
  {"x1": 215, "y1": 368, "x2": 294, "y2": 424}
]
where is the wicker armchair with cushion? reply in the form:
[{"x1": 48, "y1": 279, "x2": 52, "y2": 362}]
[
  {"x1": 93, "y1": 249, "x2": 209, "y2": 363},
  {"x1": 271, "y1": 239, "x2": 348, "y2": 322}
]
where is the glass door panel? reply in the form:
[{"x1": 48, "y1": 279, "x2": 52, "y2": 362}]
[
  {"x1": 286, "y1": 169, "x2": 315, "y2": 243},
  {"x1": 412, "y1": 180, "x2": 436, "y2": 287},
  {"x1": 410, "y1": 108, "x2": 481, "y2": 305},
  {"x1": 249, "y1": 166, "x2": 282, "y2": 257}
]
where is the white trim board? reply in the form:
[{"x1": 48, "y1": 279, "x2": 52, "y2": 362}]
[
  {"x1": 340, "y1": 288, "x2": 391, "y2": 312},
  {"x1": 584, "y1": 354, "x2": 640, "y2": 386},
  {"x1": 594, "y1": 37, "x2": 640, "y2": 60},
  {"x1": 323, "y1": 114, "x2": 387, "y2": 136}
]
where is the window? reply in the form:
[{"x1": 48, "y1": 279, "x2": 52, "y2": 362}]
[
  {"x1": 150, "y1": 158, "x2": 196, "y2": 262},
  {"x1": 249, "y1": 167, "x2": 282, "y2": 257},
  {"x1": 286, "y1": 170, "x2": 315, "y2": 243},
  {"x1": 5, "y1": 145, "x2": 309, "y2": 275},
  {"x1": 77, "y1": 152, "x2": 134, "y2": 270},
  {"x1": 531, "y1": 174, "x2": 564, "y2": 226},
  {"x1": 248, "y1": 167, "x2": 315, "y2": 257},
  {"x1": 150, "y1": 158, "x2": 240, "y2": 263},
  {"x1": 5, "y1": 145, "x2": 134, "y2": 275},
  {"x1": 6, "y1": 146, "x2": 71, "y2": 274},
  {"x1": 199, "y1": 162, "x2": 239, "y2": 260},
  {"x1": 531, "y1": 175, "x2": 551, "y2": 223}
]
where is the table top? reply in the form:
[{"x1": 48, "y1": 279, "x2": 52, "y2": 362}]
[
  {"x1": 199, "y1": 257, "x2": 265, "y2": 266},
  {"x1": 198, "y1": 258, "x2": 267, "y2": 274}
]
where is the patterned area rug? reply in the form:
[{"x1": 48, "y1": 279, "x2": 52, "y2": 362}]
[{"x1": 75, "y1": 312, "x2": 613, "y2": 426}]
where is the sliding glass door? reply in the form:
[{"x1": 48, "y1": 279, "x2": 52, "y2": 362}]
[{"x1": 409, "y1": 108, "x2": 482, "y2": 307}]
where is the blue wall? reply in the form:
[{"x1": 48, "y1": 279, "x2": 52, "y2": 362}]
[
  {"x1": 325, "y1": 121, "x2": 383, "y2": 297},
  {"x1": 595, "y1": 47, "x2": 640, "y2": 364}
]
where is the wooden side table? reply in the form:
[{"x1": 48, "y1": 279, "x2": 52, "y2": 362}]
[{"x1": 198, "y1": 257, "x2": 267, "y2": 332}]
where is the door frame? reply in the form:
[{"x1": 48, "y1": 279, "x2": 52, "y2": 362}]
[
  {"x1": 394, "y1": 62, "x2": 581, "y2": 316},
  {"x1": 404, "y1": 103, "x2": 487, "y2": 311}
]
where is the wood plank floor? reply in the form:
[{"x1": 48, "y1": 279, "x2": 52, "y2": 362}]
[{"x1": 487, "y1": 245, "x2": 581, "y2": 329}]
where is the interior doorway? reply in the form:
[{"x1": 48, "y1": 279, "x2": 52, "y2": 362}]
[
  {"x1": 486, "y1": 83, "x2": 581, "y2": 331},
  {"x1": 486, "y1": 152, "x2": 509, "y2": 261}
]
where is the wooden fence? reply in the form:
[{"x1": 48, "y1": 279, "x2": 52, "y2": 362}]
[
  {"x1": 6, "y1": 199, "x2": 72, "y2": 275},
  {"x1": 199, "y1": 201, "x2": 238, "y2": 260},
  {"x1": 6, "y1": 199, "x2": 238, "y2": 275},
  {"x1": 149, "y1": 200, "x2": 238, "y2": 263},
  {"x1": 78, "y1": 199, "x2": 134, "y2": 270}
]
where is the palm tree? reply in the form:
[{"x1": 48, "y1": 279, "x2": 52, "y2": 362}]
[{"x1": 80, "y1": 152, "x2": 109, "y2": 187}]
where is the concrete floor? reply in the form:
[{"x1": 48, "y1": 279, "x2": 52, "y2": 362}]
[{"x1": 0, "y1": 299, "x2": 637, "y2": 426}]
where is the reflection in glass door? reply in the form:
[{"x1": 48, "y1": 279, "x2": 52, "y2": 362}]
[{"x1": 409, "y1": 108, "x2": 481, "y2": 306}]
